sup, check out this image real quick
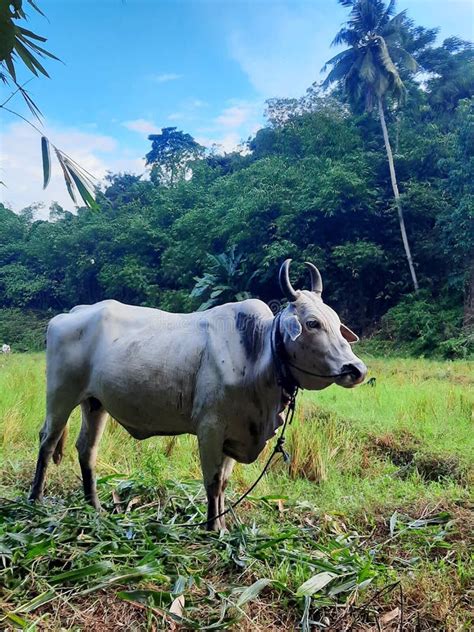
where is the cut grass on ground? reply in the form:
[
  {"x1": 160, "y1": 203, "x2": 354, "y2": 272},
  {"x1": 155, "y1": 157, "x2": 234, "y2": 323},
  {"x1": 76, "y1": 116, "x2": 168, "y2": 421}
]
[{"x1": 0, "y1": 353, "x2": 473, "y2": 630}]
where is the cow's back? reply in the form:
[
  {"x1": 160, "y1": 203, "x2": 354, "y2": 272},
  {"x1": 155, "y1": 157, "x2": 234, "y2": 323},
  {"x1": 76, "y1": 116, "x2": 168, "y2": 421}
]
[{"x1": 45, "y1": 298, "x2": 276, "y2": 443}]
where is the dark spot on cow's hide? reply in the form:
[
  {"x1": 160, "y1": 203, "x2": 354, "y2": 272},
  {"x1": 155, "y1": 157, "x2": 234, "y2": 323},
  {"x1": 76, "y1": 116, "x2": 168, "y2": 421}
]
[
  {"x1": 248, "y1": 420, "x2": 260, "y2": 439},
  {"x1": 249, "y1": 391, "x2": 264, "y2": 417},
  {"x1": 235, "y1": 312, "x2": 264, "y2": 362},
  {"x1": 77, "y1": 329, "x2": 84, "y2": 340}
]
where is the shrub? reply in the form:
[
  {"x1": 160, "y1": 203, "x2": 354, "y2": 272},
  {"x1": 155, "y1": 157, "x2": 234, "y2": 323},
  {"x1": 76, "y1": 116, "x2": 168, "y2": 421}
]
[
  {"x1": 0, "y1": 309, "x2": 50, "y2": 352},
  {"x1": 380, "y1": 292, "x2": 472, "y2": 359}
]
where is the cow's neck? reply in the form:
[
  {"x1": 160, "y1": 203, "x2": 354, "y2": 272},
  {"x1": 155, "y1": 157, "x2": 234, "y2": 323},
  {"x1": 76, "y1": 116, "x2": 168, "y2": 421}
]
[{"x1": 255, "y1": 317, "x2": 298, "y2": 412}]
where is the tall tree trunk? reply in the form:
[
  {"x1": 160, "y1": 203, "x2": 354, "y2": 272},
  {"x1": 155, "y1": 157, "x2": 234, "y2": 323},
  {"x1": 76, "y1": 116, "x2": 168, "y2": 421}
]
[
  {"x1": 464, "y1": 259, "x2": 474, "y2": 331},
  {"x1": 378, "y1": 97, "x2": 419, "y2": 291}
]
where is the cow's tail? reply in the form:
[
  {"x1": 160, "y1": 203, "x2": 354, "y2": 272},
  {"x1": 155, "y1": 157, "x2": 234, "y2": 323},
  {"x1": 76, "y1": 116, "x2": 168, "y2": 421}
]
[{"x1": 52, "y1": 427, "x2": 68, "y2": 465}]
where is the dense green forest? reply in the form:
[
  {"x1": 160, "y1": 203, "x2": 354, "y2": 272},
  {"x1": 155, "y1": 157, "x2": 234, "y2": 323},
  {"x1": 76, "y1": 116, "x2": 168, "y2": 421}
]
[{"x1": 0, "y1": 20, "x2": 473, "y2": 357}]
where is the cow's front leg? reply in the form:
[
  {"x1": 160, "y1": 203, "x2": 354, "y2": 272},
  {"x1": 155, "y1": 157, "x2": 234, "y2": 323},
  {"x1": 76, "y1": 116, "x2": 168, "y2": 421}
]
[{"x1": 197, "y1": 422, "x2": 231, "y2": 531}]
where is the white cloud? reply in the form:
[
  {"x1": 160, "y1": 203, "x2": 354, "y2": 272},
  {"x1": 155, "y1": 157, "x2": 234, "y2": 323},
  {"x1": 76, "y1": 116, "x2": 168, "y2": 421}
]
[
  {"x1": 167, "y1": 98, "x2": 208, "y2": 122},
  {"x1": 149, "y1": 72, "x2": 182, "y2": 83},
  {"x1": 189, "y1": 99, "x2": 207, "y2": 108},
  {"x1": 193, "y1": 98, "x2": 263, "y2": 154},
  {"x1": 195, "y1": 132, "x2": 242, "y2": 154},
  {"x1": 122, "y1": 118, "x2": 160, "y2": 134},
  {"x1": 215, "y1": 104, "x2": 251, "y2": 128},
  {"x1": 0, "y1": 121, "x2": 144, "y2": 218}
]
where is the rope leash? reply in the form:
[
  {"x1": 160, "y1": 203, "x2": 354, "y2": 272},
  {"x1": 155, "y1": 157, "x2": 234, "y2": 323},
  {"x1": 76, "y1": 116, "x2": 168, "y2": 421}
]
[{"x1": 156, "y1": 390, "x2": 298, "y2": 529}]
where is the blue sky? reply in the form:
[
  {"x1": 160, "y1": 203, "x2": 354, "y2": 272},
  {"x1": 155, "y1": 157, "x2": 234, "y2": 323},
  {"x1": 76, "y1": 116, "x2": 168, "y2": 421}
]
[{"x1": 1, "y1": 0, "x2": 473, "y2": 214}]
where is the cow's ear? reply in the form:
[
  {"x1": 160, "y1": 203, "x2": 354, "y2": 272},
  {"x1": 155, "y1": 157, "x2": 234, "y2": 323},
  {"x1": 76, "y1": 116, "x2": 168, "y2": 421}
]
[
  {"x1": 341, "y1": 323, "x2": 359, "y2": 344},
  {"x1": 282, "y1": 312, "x2": 302, "y2": 341}
]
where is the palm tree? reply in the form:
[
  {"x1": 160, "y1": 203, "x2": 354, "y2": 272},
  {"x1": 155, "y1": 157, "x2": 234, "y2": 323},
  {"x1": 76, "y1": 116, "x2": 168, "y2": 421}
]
[{"x1": 323, "y1": 0, "x2": 419, "y2": 291}]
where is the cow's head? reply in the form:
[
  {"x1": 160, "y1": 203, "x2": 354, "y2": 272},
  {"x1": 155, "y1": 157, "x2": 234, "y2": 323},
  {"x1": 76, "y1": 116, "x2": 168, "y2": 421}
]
[{"x1": 278, "y1": 259, "x2": 367, "y2": 390}]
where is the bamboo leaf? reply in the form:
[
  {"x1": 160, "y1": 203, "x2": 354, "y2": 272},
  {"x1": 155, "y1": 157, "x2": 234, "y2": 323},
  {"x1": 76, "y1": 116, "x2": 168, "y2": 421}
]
[
  {"x1": 17, "y1": 26, "x2": 47, "y2": 42},
  {"x1": 66, "y1": 164, "x2": 97, "y2": 209},
  {"x1": 41, "y1": 136, "x2": 51, "y2": 189},
  {"x1": 5, "y1": 54, "x2": 17, "y2": 82},
  {"x1": 13, "y1": 39, "x2": 40, "y2": 76},
  {"x1": 4, "y1": 612, "x2": 29, "y2": 627},
  {"x1": 22, "y1": 89, "x2": 43, "y2": 121},
  {"x1": 235, "y1": 578, "x2": 272, "y2": 607},
  {"x1": 389, "y1": 511, "x2": 398, "y2": 537},
  {"x1": 18, "y1": 35, "x2": 61, "y2": 61},
  {"x1": 26, "y1": 0, "x2": 47, "y2": 17},
  {"x1": 14, "y1": 590, "x2": 57, "y2": 613},
  {"x1": 55, "y1": 149, "x2": 77, "y2": 204},
  {"x1": 49, "y1": 561, "x2": 113, "y2": 584},
  {"x1": 296, "y1": 572, "x2": 337, "y2": 597}
]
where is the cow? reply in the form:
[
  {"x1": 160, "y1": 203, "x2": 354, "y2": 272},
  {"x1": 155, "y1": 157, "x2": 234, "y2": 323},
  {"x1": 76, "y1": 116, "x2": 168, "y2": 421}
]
[
  {"x1": 2, "y1": 344, "x2": 11, "y2": 354},
  {"x1": 29, "y1": 259, "x2": 367, "y2": 530}
]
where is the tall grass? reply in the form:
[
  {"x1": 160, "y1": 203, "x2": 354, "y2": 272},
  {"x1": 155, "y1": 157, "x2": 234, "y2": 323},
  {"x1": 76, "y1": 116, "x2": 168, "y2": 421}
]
[
  {"x1": 0, "y1": 352, "x2": 473, "y2": 629},
  {"x1": 0, "y1": 353, "x2": 472, "y2": 508}
]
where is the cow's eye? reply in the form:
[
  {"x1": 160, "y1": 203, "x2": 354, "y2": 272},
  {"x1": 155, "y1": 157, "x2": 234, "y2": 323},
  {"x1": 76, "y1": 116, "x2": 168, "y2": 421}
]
[{"x1": 306, "y1": 320, "x2": 321, "y2": 330}]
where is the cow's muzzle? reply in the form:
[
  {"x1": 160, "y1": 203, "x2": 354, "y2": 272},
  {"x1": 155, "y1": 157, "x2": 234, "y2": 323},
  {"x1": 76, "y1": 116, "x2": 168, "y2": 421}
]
[{"x1": 340, "y1": 361, "x2": 367, "y2": 386}]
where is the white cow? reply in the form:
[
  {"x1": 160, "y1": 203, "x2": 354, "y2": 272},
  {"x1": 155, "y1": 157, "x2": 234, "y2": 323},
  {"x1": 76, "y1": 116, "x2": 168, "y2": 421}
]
[
  {"x1": 2, "y1": 344, "x2": 11, "y2": 354},
  {"x1": 29, "y1": 259, "x2": 367, "y2": 530}
]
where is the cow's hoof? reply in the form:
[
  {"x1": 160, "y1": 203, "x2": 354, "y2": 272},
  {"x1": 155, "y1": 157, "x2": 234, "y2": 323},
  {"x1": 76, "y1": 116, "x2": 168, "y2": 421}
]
[{"x1": 28, "y1": 492, "x2": 43, "y2": 503}]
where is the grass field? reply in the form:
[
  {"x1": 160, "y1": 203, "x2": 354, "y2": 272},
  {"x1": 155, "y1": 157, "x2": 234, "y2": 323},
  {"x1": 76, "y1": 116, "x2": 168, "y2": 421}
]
[{"x1": 0, "y1": 352, "x2": 473, "y2": 630}]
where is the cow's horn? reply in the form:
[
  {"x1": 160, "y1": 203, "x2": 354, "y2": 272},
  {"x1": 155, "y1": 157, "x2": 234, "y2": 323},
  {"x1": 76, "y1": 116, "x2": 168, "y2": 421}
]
[
  {"x1": 305, "y1": 262, "x2": 323, "y2": 295},
  {"x1": 279, "y1": 259, "x2": 298, "y2": 302}
]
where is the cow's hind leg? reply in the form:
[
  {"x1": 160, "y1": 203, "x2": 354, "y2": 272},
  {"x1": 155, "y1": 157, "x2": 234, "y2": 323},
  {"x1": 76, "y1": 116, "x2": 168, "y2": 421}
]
[
  {"x1": 216, "y1": 456, "x2": 235, "y2": 531},
  {"x1": 76, "y1": 398, "x2": 108, "y2": 510},
  {"x1": 29, "y1": 404, "x2": 74, "y2": 502}
]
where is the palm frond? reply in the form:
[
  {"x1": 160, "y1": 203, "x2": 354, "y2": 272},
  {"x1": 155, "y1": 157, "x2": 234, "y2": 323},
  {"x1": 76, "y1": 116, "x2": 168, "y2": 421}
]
[
  {"x1": 379, "y1": 0, "x2": 397, "y2": 29},
  {"x1": 381, "y1": 9, "x2": 408, "y2": 40},
  {"x1": 322, "y1": 53, "x2": 357, "y2": 88},
  {"x1": 349, "y1": 0, "x2": 386, "y2": 34},
  {"x1": 321, "y1": 49, "x2": 354, "y2": 73},
  {"x1": 390, "y1": 46, "x2": 418, "y2": 73},
  {"x1": 331, "y1": 27, "x2": 359, "y2": 48}
]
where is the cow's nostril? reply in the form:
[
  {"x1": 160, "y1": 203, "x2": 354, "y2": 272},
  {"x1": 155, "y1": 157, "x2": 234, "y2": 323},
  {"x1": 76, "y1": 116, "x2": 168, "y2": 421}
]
[{"x1": 342, "y1": 363, "x2": 362, "y2": 379}]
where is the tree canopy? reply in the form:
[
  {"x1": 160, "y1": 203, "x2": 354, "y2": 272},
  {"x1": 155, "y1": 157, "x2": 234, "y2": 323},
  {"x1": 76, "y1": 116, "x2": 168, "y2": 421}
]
[{"x1": 0, "y1": 5, "x2": 472, "y2": 358}]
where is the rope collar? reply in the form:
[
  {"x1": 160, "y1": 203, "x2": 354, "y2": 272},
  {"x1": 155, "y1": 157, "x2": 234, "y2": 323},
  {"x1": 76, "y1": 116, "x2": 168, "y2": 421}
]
[{"x1": 271, "y1": 311, "x2": 300, "y2": 401}]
